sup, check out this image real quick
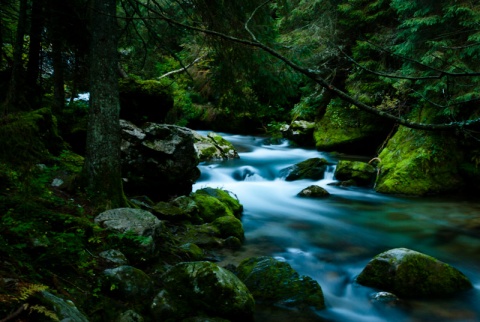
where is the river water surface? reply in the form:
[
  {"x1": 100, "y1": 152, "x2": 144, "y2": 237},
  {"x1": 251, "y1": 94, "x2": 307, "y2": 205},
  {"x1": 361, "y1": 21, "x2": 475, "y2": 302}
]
[{"x1": 192, "y1": 132, "x2": 480, "y2": 322}]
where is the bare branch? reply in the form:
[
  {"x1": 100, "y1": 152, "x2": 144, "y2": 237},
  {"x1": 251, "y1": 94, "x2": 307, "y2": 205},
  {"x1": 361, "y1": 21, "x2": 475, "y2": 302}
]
[
  {"x1": 245, "y1": 0, "x2": 271, "y2": 42},
  {"x1": 157, "y1": 54, "x2": 206, "y2": 79}
]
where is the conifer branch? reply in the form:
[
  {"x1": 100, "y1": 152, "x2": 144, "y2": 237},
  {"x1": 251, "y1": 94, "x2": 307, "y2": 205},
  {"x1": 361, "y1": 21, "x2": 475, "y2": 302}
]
[{"x1": 133, "y1": 0, "x2": 480, "y2": 132}]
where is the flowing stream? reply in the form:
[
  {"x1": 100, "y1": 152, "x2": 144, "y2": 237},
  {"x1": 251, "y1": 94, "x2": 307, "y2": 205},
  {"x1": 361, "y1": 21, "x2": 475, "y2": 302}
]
[{"x1": 192, "y1": 132, "x2": 480, "y2": 322}]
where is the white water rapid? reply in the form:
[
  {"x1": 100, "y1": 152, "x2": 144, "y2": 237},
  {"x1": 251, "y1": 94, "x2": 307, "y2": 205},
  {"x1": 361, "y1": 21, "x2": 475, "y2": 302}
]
[{"x1": 193, "y1": 132, "x2": 480, "y2": 322}]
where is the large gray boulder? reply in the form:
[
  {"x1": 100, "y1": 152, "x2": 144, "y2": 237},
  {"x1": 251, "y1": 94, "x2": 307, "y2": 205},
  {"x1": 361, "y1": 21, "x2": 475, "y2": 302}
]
[
  {"x1": 193, "y1": 131, "x2": 239, "y2": 161},
  {"x1": 356, "y1": 248, "x2": 472, "y2": 298},
  {"x1": 235, "y1": 256, "x2": 325, "y2": 310},
  {"x1": 151, "y1": 261, "x2": 254, "y2": 321},
  {"x1": 95, "y1": 208, "x2": 165, "y2": 258},
  {"x1": 120, "y1": 120, "x2": 200, "y2": 200}
]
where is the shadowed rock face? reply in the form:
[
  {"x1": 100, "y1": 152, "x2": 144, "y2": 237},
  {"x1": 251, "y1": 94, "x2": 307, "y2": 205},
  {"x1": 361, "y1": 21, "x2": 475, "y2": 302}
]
[
  {"x1": 279, "y1": 157, "x2": 330, "y2": 181},
  {"x1": 357, "y1": 248, "x2": 473, "y2": 298},
  {"x1": 120, "y1": 120, "x2": 200, "y2": 200},
  {"x1": 235, "y1": 256, "x2": 325, "y2": 310},
  {"x1": 151, "y1": 261, "x2": 255, "y2": 322}
]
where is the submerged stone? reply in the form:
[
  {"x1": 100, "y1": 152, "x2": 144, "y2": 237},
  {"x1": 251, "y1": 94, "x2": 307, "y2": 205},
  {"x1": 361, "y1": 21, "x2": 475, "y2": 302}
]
[
  {"x1": 357, "y1": 248, "x2": 472, "y2": 298},
  {"x1": 235, "y1": 256, "x2": 325, "y2": 310}
]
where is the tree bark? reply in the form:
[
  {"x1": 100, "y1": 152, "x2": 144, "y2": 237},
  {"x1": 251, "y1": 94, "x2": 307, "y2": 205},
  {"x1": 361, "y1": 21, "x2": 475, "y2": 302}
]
[
  {"x1": 83, "y1": 0, "x2": 126, "y2": 209},
  {"x1": 26, "y1": 0, "x2": 44, "y2": 103},
  {"x1": 3, "y1": 0, "x2": 28, "y2": 115}
]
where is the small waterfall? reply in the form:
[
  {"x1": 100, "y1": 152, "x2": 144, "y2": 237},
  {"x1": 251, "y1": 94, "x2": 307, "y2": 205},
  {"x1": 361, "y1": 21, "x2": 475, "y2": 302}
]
[{"x1": 324, "y1": 165, "x2": 336, "y2": 181}]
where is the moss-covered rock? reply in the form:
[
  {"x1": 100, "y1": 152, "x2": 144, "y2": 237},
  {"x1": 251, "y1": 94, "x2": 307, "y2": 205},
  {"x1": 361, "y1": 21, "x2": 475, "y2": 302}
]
[
  {"x1": 194, "y1": 187, "x2": 243, "y2": 218},
  {"x1": 375, "y1": 125, "x2": 463, "y2": 195},
  {"x1": 297, "y1": 185, "x2": 330, "y2": 198},
  {"x1": 151, "y1": 261, "x2": 254, "y2": 321},
  {"x1": 178, "y1": 223, "x2": 223, "y2": 248},
  {"x1": 356, "y1": 248, "x2": 472, "y2": 298},
  {"x1": 212, "y1": 216, "x2": 244, "y2": 240},
  {"x1": 194, "y1": 131, "x2": 239, "y2": 161},
  {"x1": 152, "y1": 200, "x2": 193, "y2": 222},
  {"x1": 0, "y1": 108, "x2": 64, "y2": 168},
  {"x1": 279, "y1": 158, "x2": 329, "y2": 181},
  {"x1": 103, "y1": 265, "x2": 154, "y2": 301},
  {"x1": 334, "y1": 160, "x2": 376, "y2": 186},
  {"x1": 235, "y1": 256, "x2": 325, "y2": 310},
  {"x1": 314, "y1": 99, "x2": 392, "y2": 154},
  {"x1": 191, "y1": 193, "x2": 234, "y2": 223},
  {"x1": 179, "y1": 243, "x2": 205, "y2": 261},
  {"x1": 119, "y1": 78, "x2": 174, "y2": 124}
]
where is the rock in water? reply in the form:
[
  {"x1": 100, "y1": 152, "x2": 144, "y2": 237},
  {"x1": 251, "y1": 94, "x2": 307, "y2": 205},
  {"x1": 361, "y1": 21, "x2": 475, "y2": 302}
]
[
  {"x1": 279, "y1": 158, "x2": 329, "y2": 181},
  {"x1": 235, "y1": 256, "x2": 325, "y2": 310},
  {"x1": 357, "y1": 248, "x2": 472, "y2": 298},
  {"x1": 298, "y1": 185, "x2": 330, "y2": 198},
  {"x1": 334, "y1": 160, "x2": 376, "y2": 186}
]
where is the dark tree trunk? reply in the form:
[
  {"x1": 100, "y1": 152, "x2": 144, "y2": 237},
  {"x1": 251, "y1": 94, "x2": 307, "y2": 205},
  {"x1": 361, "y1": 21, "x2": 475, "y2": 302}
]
[
  {"x1": 83, "y1": 0, "x2": 126, "y2": 209},
  {"x1": 51, "y1": 36, "x2": 65, "y2": 113},
  {"x1": 3, "y1": 0, "x2": 28, "y2": 115},
  {"x1": 26, "y1": 0, "x2": 44, "y2": 104},
  {"x1": 45, "y1": 0, "x2": 68, "y2": 113}
]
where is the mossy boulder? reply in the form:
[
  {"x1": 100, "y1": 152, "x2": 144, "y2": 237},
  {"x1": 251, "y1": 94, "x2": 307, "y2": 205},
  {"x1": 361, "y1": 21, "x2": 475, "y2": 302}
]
[
  {"x1": 191, "y1": 193, "x2": 234, "y2": 223},
  {"x1": 151, "y1": 261, "x2": 254, "y2": 321},
  {"x1": 179, "y1": 243, "x2": 205, "y2": 261},
  {"x1": 356, "y1": 248, "x2": 472, "y2": 298},
  {"x1": 314, "y1": 99, "x2": 392, "y2": 154},
  {"x1": 178, "y1": 223, "x2": 223, "y2": 248},
  {"x1": 298, "y1": 185, "x2": 330, "y2": 198},
  {"x1": 119, "y1": 78, "x2": 174, "y2": 124},
  {"x1": 212, "y1": 216, "x2": 244, "y2": 240},
  {"x1": 194, "y1": 187, "x2": 243, "y2": 218},
  {"x1": 193, "y1": 131, "x2": 239, "y2": 161},
  {"x1": 0, "y1": 108, "x2": 64, "y2": 167},
  {"x1": 103, "y1": 265, "x2": 154, "y2": 301},
  {"x1": 334, "y1": 160, "x2": 376, "y2": 186},
  {"x1": 279, "y1": 158, "x2": 329, "y2": 181},
  {"x1": 375, "y1": 125, "x2": 463, "y2": 195},
  {"x1": 235, "y1": 256, "x2": 325, "y2": 310},
  {"x1": 94, "y1": 208, "x2": 166, "y2": 261}
]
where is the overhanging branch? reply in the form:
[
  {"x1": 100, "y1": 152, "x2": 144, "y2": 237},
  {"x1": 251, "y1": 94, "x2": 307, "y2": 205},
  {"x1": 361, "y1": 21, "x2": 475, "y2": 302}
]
[{"x1": 133, "y1": 0, "x2": 480, "y2": 132}]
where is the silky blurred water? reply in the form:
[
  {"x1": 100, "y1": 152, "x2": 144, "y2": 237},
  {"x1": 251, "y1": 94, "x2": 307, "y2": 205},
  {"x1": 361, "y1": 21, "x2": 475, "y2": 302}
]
[{"x1": 193, "y1": 132, "x2": 480, "y2": 322}]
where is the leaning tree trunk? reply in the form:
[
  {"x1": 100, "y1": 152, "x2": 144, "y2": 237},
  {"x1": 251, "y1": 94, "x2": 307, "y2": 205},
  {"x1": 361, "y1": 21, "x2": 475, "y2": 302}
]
[{"x1": 83, "y1": 0, "x2": 126, "y2": 209}]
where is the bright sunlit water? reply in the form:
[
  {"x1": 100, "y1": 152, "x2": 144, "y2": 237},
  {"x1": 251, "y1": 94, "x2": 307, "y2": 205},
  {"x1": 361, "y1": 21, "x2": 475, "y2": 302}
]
[{"x1": 193, "y1": 131, "x2": 480, "y2": 322}]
